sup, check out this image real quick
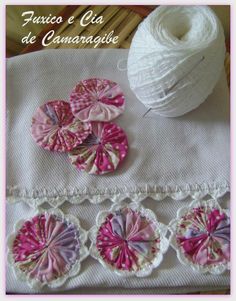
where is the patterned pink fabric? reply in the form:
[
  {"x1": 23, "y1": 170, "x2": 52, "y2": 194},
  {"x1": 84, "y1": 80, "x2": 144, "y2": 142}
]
[
  {"x1": 96, "y1": 208, "x2": 160, "y2": 271},
  {"x1": 69, "y1": 122, "x2": 128, "y2": 175},
  {"x1": 31, "y1": 100, "x2": 92, "y2": 152},
  {"x1": 176, "y1": 206, "x2": 230, "y2": 266},
  {"x1": 12, "y1": 213, "x2": 80, "y2": 283},
  {"x1": 70, "y1": 78, "x2": 125, "y2": 122}
]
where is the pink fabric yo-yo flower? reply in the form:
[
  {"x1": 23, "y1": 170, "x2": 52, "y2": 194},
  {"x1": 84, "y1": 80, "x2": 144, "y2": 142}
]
[
  {"x1": 68, "y1": 122, "x2": 128, "y2": 175},
  {"x1": 96, "y1": 208, "x2": 160, "y2": 272},
  {"x1": 89, "y1": 203, "x2": 170, "y2": 277},
  {"x1": 31, "y1": 100, "x2": 92, "y2": 152},
  {"x1": 169, "y1": 199, "x2": 230, "y2": 274},
  {"x1": 12, "y1": 213, "x2": 81, "y2": 284},
  {"x1": 176, "y1": 206, "x2": 230, "y2": 266},
  {"x1": 70, "y1": 78, "x2": 125, "y2": 122}
]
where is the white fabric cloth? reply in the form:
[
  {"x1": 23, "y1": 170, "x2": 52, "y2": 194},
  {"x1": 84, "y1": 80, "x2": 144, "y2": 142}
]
[
  {"x1": 6, "y1": 49, "x2": 230, "y2": 294},
  {"x1": 7, "y1": 49, "x2": 229, "y2": 207}
]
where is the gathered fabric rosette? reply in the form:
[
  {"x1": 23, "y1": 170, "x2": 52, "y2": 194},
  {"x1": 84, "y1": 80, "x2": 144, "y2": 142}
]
[
  {"x1": 169, "y1": 199, "x2": 230, "y2": 274},
  {"x1": 30, "y1": 78, "x2": 128, "y2": 175},
  {"x1": 89, "y1": 202, "x2": 169, "y2": 277},
  {"x1": 68, "y1": 122, "x2": 128, "y2": 175},
  {"x1": 31, "y1": 100, "x2": 92, "y2": 152},
  {"x1": 70, "y1": 78, "x2": 125, "y2": 122},
  {"x1": 7, "y1": 208, "x2": 88, "y2": 289}
]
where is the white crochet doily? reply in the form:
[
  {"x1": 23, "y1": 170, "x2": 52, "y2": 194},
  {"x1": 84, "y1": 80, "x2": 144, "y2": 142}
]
[
  {"x1": 169, "y1": 199, "x2": 230, "y2": 275},
  {"x1": 7, "y1": 208, "x2": 89, "y2": 289},
  {"x1": 89, "y1": 202, "x2": 169, "y2": 277}
]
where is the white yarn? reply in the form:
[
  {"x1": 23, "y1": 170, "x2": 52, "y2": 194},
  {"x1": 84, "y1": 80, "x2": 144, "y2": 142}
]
[{"x1": 127, "y1": 6, "x2": 226, "y2": 117}]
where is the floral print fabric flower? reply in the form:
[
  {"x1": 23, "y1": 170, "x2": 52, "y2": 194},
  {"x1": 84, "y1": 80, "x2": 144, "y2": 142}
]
[
  {"x1": 68, "y1": 122, "x2": 128, "y2": 175},
  {"x1": 12, "y1": 213, "x2": 81, "y2": 284},
  {"x1": 96, "y1": 208, "x2": 160, "y2": 271},
  {"x1": 174, "y1": 204, "x2": 230, "y2": 267},
  {"x1": 70, "y1": 78, "x2": 125, "y2": 122},
  {"x1": 31, "y1": 100, "x2": 91, "y2": 152}
]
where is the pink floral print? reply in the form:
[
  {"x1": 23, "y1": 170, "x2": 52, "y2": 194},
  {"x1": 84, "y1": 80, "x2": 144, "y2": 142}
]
[
  {"x1": 70, "y1": 78, "x2": 125, "y2": 122},
  {"x1": 175, "y1": 205, "x2": 230, "y2": 267},
  {"x1": 31, "y1": 100, "x2": 91, "y2": 152},
  {"x1": 12, "y1": 213, "x2": 81, "y2": 283},
  {"x1": 96, "y1": 208, "x2": 160, "y2": 271},
  {"x1": 69, "y1": 122, "x2": 128, "y2": 175}
]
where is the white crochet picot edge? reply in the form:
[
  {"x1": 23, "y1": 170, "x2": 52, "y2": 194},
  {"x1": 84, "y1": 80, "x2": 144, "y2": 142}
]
[
  {"x1": 6, "y1": 181, "x2": 230, "y2": 208},
  {"x1": 168, "y1": 199, "x2": 230, "y2": 275},
  {"x1": 7, "y1": 208, "x2": 89, "y2": 289},
  {"x1": 88, "y1": 202, "x2": 170, "y2": 277}
]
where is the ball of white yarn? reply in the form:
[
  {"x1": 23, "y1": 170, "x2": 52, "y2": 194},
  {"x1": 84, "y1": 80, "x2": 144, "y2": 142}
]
[{"x1": 127, "y1": 6, "x2": 226, "y2": 117}]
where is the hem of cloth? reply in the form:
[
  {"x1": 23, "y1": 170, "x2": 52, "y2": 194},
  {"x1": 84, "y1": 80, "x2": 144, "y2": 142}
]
[{"x1": 6, "y1": 182, "x2": 230, "y2": 208}]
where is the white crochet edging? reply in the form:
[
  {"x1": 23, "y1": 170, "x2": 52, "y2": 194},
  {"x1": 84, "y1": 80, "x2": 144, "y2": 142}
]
[
  {"x1": 88, "y1": 202, "x2": 170, "y2": 277},
  {"x1": 7, "y1": 208, "x2": 89, "y2": 289},
  {"x1": 6, "y1": 182, "x2": 230, "y2": 208},
  {"x1": 168, "y1": 199, "x2": 230, "y2": 275}
]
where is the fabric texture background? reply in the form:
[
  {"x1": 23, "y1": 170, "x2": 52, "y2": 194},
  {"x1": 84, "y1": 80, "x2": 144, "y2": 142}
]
[
  {"x1": 6, "y1": 49, "x2": 230, "y2": 293},
  {"x1": 7, "y1": 49, "x2": 229, "y2": 206}
]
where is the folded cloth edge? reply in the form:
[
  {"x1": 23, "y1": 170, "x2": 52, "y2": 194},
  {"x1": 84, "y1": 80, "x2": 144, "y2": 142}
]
[{"x1": 7, "y1": 181, "x2": 230, "y2": 208}]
